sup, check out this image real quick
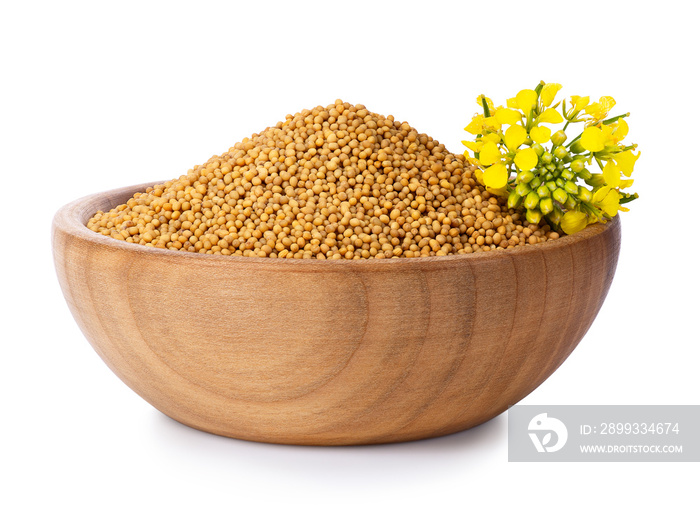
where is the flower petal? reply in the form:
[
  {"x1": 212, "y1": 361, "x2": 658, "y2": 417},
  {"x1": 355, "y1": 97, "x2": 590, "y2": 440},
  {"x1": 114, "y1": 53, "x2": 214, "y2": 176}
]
[
  {"x1": 600, "y1": 96, "x2": 616, "y2": 113},
  {"x1": 561, "y1": 210, "x2": 588, "y2": 235},
  {"x1": 598, "y1": 188, "x2": 621, "y2": 217},
  {"x1": 504, "y1": 124, "x2": 528, "y2": 151},
  {"x1": 571, "y1": 95, "x2": 590, "y2": 111},
  {"x1": 462, "y1": 140, "x2": 483, "y2": 153},
  {"x1": 592, "y1": 185, "x2": 612, "y2": 204},
  {"x1": 614, "y1": 150, "x2": 640, "y2": 176},
  {"x1": 483, "y1": 163, "x2": 509, "y2": 190},
  {"x1": 479, "y1": 141, "x2": 502, "y2": 166},
  {"x1": 602, "y1": 161, "x2": 622, "y2": 187},
  {"x1": 580, "y1": 126, "x2": 605, "y2": 152},
  {"x1": 614, "y1": 118, "x2": 629, "y2": 141},
  {"x1": 514, "y1": 147, "x2": 538, "y2": 171},
  {"x1": 601, "y1": 123, "x2": 616, "y2": 146},
  {"x1": 483, "y1": 116, "x2": 502, "y2": 131},
  {"x1": 538, "y1": 107, "x2": 564, "y2": 124},
  {"x1": 541, "y1": 83, "x2": 562, "y2": 107},
  {"x1": 495, "y1": 108, "x2": 521, "y2": 125},
  {"x1": 530, "y1": 125, "x2": 552, "y2": 144},
  {"x1": 516, "y1": 89, "x2": 538, "y2": 113},
  {"x1": 465, "y1": 115, "x2": 484, "y2": 135}
]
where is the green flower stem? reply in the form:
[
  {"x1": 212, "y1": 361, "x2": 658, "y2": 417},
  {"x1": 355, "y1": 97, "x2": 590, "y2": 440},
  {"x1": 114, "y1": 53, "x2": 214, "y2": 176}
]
[
  {"x1": 481, "y1": 96, "x2": 491, "y2": 118},
  {"x1": 620, "y1": 193, "x2": 639, "y2": 204},
  {"x1": 581, "y1": 201, "x2": 605, "y2": 220},
  {"x1": 595, "y1": 156, "x2": 605, "y2": 171},
  {"x1": 602, "y1": 112, "x2": 630, "y2": 125},
  {"x1": 534, "y1": 81, "x2": 544, "y2": 96}
]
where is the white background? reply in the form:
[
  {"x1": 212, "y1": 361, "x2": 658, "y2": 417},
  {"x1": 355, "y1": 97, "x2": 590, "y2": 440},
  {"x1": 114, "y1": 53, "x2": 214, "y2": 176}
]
[{"x1": 2, "y1": 1, "x2": 698, "y2": 518}]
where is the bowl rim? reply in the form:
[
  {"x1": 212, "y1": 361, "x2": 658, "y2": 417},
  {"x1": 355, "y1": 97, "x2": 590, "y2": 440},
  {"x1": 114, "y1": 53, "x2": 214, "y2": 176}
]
[{"x1": 53, "y1": 181, "x2": 620, "y2": 269}]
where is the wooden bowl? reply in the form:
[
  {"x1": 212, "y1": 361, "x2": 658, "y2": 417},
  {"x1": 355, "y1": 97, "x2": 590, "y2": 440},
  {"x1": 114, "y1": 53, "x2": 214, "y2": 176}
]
[{"x1": 52, "y1": 182, "x2": 621, "y2": 445}]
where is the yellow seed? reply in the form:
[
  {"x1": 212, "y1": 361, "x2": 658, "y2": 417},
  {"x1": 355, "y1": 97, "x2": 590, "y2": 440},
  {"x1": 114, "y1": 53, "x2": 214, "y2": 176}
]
[{"x1": 88, "y1": 101, "x2": 557, "y2": 259}]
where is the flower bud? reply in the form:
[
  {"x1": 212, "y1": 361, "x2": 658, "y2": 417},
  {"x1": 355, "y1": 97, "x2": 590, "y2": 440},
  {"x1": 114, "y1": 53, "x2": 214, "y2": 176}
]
[
  {"x1": 561, "y1": 170, "x2": 574, "y2": 181},
  {"x1": 570, "y1": 140, "x2": 585, "y2": 154},
  {"x1": 507, "y1": 191, "x2": 523, "y2": 209},
  {"x1": 546, "y1": 163, "x2": 557, "y2": 172},
  {"x1": 571, "y1": 159, "x2": 585, "y2": 173},
  {"x1": 537, "y1": 185, "x2": 550, "y2": 198},
  {"x1": 555, "y1": 177, "x2": 565, "y2": 188},
  {"x1": 516, "y1": 182, "x2": 531, "y2": 197},
  {"x1": 551, "y1": 130, "x2": 567, "y2": 147},
  {"x1": 578, "y1": 186, "x2": 593, "y2": 202},
  {"x1": 524, "y1": 191, "x2": 540, "y2": 210},
  {"x1": 553, "y1": 187, "x2": 568, "y2": 204},
  {"x1": 565, "y1": 181, "x2": 579, "y2": 194},
  {"x1": 579, "y1": 168, "x2": 591, "y2": 180},
  {"x1": 554, "y1": 145, "x2": 568, "y2": 160},
  {"x1": 586, "y1": 173, "x2": 605, "y2": 187},
  {"x1": 526, "y1": 209, "x2": 542, "y2": 224},
  {"x1": 517, "y1": 170, "x2": 535, "y2": 183},
  {"x1": 548, "y1": 205, "x2": 563, "y2": 226},
  {"x1": 539, "y1": 197, "x2": 554, "y2": 215},
  {"x1": 541, "y1": 152, "x2": 553, "y2": 164},
  {"x1": 532, "y1": 143, "x2": 545, "y2": 156},
  {"x1": 565, "y1": 195, "x2": 578, "y2": 210},
  {"x1": 529, "y1": 176, "x2": 543, "y2": 189},
  {"x1": 546, "y1": 181, "x2": 558, "y2": 192}
]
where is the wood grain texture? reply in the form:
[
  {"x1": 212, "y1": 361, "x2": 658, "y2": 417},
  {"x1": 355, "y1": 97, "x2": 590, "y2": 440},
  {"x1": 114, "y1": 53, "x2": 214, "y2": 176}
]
[{"x1": 52, "y1": 182, "x2": 622, "y2": 445}]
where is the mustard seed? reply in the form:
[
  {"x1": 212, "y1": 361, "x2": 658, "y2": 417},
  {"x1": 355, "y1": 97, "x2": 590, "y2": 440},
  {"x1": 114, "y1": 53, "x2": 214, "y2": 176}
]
[{"x1": 88, "y1": 101, "x2": 558, "y2": 259}]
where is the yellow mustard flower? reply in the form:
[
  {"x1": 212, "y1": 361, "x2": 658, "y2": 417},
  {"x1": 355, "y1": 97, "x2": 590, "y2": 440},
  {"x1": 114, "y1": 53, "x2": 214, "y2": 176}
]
[
  {"x1": 593, "y1": 185, "x2": 623, "y2": 216},
  {"x1": 495, "y1": 107, "x2": 521, "y2": 125},
  {"x1": 514, "y1": 147, "x2": 538, "y2": 171},
  {"x1": 483, "y1": 163, "x2": 509, "y2": 190},
  {"x1": 561, "y1": 210, "x2": 588, "y2": 235},
  {"x1": 570, "y1": 95, "x2": 590, "y2": 111},
  {"x1": 504, "y1": 125, "x2": 528, "y2": 151},
  {"x1": 602, "y1": 161, "x2": 622, "y2": 187},
  {"x1": 479, "y1": 141, "x2": 502, "y2": 166},
  {"x1": 585, "y1": 96, "x2": 616, "y2": 121},
  {"x1": 530, "y1": 126, "x2": 551, "y2": 143},
  {"x1": 538, "y1": 107, "x2": 564, "y2": 124},
  {"x1": 462, "y1": 140, "x2": 483, "y2": 153},
  {"x1": 540, "y1": 83, "x2": 562, "y2": 107},
  {"x1": 619, "y1": 178, "x2": 635, "y2": 189},
  {"x1": 463, "y1": 82, "x2": 639, "y2": 236},
  {"x1": 465, "y1": 115, "x2": 484, "y2": 135},
  {"x1": 516, "y1": 89, "x2": 538, "y2": 113},
  {"x1": 613, "y1": 149, "x2": 640, "y2": 176},
  {"x1": 614, "y1": 119, "x2": 629, "y2": 141},
  {"x1": 580, "y1": 126, "x2": 605, "y2": 152}
]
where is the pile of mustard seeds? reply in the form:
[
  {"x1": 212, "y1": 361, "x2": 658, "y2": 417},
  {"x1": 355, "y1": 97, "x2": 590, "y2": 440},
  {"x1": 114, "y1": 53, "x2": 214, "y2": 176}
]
[{"x1": 88, "y1": 100, "x2": 559, "y2": 259}]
